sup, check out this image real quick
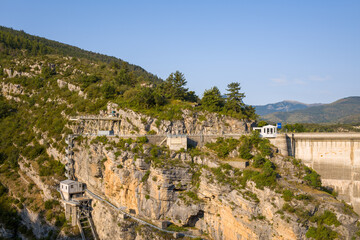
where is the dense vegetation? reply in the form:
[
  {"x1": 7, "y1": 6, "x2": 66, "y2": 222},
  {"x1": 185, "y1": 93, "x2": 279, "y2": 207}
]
[
  {"x1": 205, "y1": 131, "x2": 271, "y2": 159},
  {"x1": 0, "y1": 25, "x2": 258, "y2": 184},
  {"x1": 201, "y1": 83, "x2": 256, "y2": 119},
  {"x1": 0, "y1": 26, "x2": 256, "y2": 121},
  {"x1": 0, "y1": 26, "x2": 159, "y2": 82}
]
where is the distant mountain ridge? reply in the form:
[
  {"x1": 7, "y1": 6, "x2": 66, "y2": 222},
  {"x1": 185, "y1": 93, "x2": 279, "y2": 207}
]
[
  {"x1": 261, "y1": 97, "x2": 360, "y2": 124},
  {"x1": 254, "y1": 100, "x2": 322, "y2": 116}
]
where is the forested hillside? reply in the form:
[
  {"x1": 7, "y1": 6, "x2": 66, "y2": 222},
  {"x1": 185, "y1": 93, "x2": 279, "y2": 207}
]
[
  {"x1": 1, "y1": 26, "x2": 360, "y2": 240},
  {"x1": 0, "y1": 26, "x2": 256, "y2": 120},
  {"x1": 262, "y1": 97, "x2": 360, "y2": 124},
  {"x1": 0, "y1": 26, "x2": 257, "y2": 238}
]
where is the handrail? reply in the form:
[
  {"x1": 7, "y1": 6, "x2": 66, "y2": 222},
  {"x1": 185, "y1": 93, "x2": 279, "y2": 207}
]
[
  {"x1": 77, "y1": 217, "x2": 86, "y2": 240},
  {"x1": 88, "y1": 216, "x2": 99, "y2": 240},
  {"x1": 85, "y1": 189, "x2": 200, "y2": 239}
]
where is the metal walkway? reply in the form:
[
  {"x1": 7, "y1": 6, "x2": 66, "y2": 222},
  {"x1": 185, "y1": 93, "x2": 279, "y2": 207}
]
[
  {"x1": 85, "y1": 189, "x2": 200, "y2": 239},
  {"x1": 76, "y1": 199, "x2": 98, "y2": 240},
  {"x1": 57, "y1": 188, "x2": 98, "y2": 240}
]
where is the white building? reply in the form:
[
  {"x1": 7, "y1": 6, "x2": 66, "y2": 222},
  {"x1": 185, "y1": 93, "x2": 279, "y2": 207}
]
[
  {"x1": 60, "y1": 179, "x2": 85, "y2": 201},
  {"x1": 97, "y1": 130, "x2": 114, "y2": 136},
  {"x1": 253, "y1": 125, "x2": 277, "y2": 138}
]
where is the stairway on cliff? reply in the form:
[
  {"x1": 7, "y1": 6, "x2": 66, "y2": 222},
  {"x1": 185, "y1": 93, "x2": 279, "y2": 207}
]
[{"x1": 77, "y1": 214, "x2": 98, "y2": 240}]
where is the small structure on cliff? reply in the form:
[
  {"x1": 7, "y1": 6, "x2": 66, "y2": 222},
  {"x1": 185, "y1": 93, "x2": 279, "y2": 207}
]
[
  {"x1": 253, "y1": 125, "x2": 277, "y2": 138},
  {"x1": 59, "y1": 179, "x2": 98, "y2": 240},
  {"x1": 167, "y1": 134, "x2": 187, "y2": 151},
  {"x1": 60, "y1": 180, "x2": 85, "y2": 201},
  {"x1": 97, "y1": 130, "x2": 114, "y2": 136}
]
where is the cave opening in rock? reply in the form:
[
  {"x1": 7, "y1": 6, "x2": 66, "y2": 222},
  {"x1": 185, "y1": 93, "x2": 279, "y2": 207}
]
[{"x1": 184, "y1": 210, "x2": 204, "y2": 227}]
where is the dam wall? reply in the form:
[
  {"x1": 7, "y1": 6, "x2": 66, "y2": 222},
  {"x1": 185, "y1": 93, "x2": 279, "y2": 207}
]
[{"x1": 274, "y1": 133, "x2": 360, "y2": 213}]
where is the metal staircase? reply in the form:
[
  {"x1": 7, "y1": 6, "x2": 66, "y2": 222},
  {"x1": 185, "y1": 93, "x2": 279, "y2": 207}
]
[
  {"x1": 77, "y1": 214, "x2": 97, "y2": 240},
  {"x1": 65, "y1": 134, "x2": 76, "y2": 180},
  {"x1": 75, "y1": 197, "x2": 98, "y2": 240}
]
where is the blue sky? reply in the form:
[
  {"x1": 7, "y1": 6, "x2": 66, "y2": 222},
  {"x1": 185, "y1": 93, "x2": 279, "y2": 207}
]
[{"x1": 1, "y1": 0, "x2": 359, "y2": 105}]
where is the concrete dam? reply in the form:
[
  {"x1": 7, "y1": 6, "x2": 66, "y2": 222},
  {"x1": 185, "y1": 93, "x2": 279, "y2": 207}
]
[{"x1": 272, "y1": 133, "x2": 360, "y2": 213}]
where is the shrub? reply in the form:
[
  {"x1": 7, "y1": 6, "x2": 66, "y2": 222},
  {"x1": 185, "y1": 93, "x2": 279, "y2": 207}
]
[
  {"x1": 90, "y1": 136, "x2": 108, "y2": 145},
  {"x1": 306, "y1": 225, "x2": 338, "y2": 240},
  {"x1": 186, "y1": 191, "x2": 200, "y2": 202},
  {"x1": 205, "y1": 137, "x2": 240, "y2": 158},
  {"x1": 150, "y1": 146, "x2": 160, "y2": 158},
  {"x1": 39, "y1": 160, "x2": 65, "y2": 176},
  {"x1": 147, "y1": 130, "x2": 156, "y2": 135},
  {"x1": 239, "y1": 138, "x2": 253, "y2": 160},
  {"x1": 310, "y1": 210, "x2": 340, "y2": 227},
  {"x1": 295, "y1": 194, "x2": 311, "y2": 200},
  {"x1": 252, "y1": 154, "x2": 266, "y2": 168},
  {"x1": 141, "y1": 170, "x2": 150, "y2": 182},
  {"x1": 55, "y1": 213, "x2": 66, "y2": 227},
  {"x1": 166, "y1": 223, "x2": 187, "y2": 232},
  {"x1": 282, "y1": 203, "x2": 295, "y2": 213},
  {"x1": 258, "y1": 140, "x2": 272, "y2": 157},
  {"x1": 282, "y1": 190, "x2": 294, "y2": 202},
  {"x1": 155, "y1": 119, "x2": 161, "y2": 128},
  {"x1": 304, "y1": 167, "x2": 322, "y2": 189},
  {"x1": 44, "y1": 200, "x2": 59, "y2": 210},
  {"x1": 136, "y1": 136, "x2": 148, "y2": 144},
  {"x1": 0, "y1": 183, "x2": 7, "y2": 196},
  {"x1": 243, "y1": 191, "x2": 260, "y2": 203}
]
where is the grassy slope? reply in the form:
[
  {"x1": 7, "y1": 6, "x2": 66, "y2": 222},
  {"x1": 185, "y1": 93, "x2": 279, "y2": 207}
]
[{"x1": 0, "y1": 26, "x2": 161, "y2": 83}]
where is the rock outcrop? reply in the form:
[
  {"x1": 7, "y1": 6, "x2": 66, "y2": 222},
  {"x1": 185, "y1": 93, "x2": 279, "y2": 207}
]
[
  {"x1": 72, "y1": 103, "x2": 255, "y2": 136},
  {"x1": 71, "y1": 136, "x2": 360, "y2": 240}
]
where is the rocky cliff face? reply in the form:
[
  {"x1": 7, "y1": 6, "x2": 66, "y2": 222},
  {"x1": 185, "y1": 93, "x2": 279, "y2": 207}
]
[
  {"x1": 71, "y1": 102, "x2": 254, "y2": 136},
  {"x1": 71, "y1": 135, "x2": 360, "y2": 240}
]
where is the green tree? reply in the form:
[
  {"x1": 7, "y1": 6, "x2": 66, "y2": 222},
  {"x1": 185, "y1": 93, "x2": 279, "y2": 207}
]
[
  {"x1": 80, "y1": 74, "x2": 100, "y2": 89},
  {"x1": 101, "y1": 82, "x2": 116, "y2": 99},
  {"x1": 257, "y1": 121, "x2": 268, "y2": 127},
  {"x1": 201, "y1": 86, "x2": 224, "y2": 112},
  {"x1": 225, "y1": 82, "x2": 245, "y2": 113},
  {"x1": 153, "y1": 87, "x2": 167, "y2": 106},
  {"x1": 163, "y1": 71, "x2": 188, "y2": 100},
  {"x1": 304, "y1": 167, "x2": 322, "y2": 189},
  {"x1": 41, "y1": 64, "x2": 56, "y2": 78},
  {"x1": 185, "y1": 90, "x2": 198, "y2": 103},
  {"x1": 137, "y1": 87, "x2": 156, "y2": 108},
  {"x1": 0, "y1": 97, "x2": 14, "y2": 119}
]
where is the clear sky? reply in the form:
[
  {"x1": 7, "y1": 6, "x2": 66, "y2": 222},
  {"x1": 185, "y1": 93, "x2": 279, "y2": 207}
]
[{"x1": 1, "y1": 0, "x2": 359, "y2": 105}]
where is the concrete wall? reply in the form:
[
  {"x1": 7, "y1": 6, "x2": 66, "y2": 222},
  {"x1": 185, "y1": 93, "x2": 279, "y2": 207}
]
[
  {"x1": 274, "y1": 133, "x2": 360, "y2": 213},
  {"x1": 167, "y1": 136, "x2": 188, "y2": 151},
  {"x1": 64, "y1": 202, "x2": 77, "y2": 226},
  {"x1": 90, "y1": 134, "x2": 245, "y2": 148}
]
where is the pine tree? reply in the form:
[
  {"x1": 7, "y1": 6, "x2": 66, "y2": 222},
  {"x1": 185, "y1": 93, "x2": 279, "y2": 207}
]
[
  {"x1": 164, "y1": 71, "x2": 188, "y2": 100},
  {"x1": 225, "y1": 82, "x2": 245, "y2": 113},
  {"x1": 201, "y1": 87, "x2": 224, "y2": 112}
]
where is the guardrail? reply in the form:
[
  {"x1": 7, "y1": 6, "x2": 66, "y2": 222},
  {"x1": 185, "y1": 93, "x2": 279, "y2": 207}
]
[{"x1": 85, "y1": 189, "x2": 201, "y2": 239}]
